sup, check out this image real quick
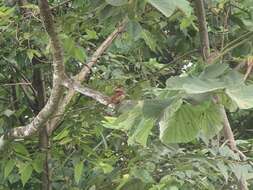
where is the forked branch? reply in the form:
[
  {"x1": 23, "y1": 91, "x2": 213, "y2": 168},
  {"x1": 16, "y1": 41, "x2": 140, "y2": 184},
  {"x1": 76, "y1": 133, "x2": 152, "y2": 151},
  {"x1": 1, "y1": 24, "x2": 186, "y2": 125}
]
[
  {"x1": 4, "y1": 0, "x2": 65, "y2": 139},
  {"x1": 47, "y1": 21, "x2": 126, "y2": 134}
]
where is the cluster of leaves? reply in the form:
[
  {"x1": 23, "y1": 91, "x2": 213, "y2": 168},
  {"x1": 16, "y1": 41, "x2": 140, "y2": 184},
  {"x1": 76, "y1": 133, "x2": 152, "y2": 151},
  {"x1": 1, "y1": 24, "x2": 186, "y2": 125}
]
[{"x1": 104, "y1": 63, "x2": 253, "y2": 146}]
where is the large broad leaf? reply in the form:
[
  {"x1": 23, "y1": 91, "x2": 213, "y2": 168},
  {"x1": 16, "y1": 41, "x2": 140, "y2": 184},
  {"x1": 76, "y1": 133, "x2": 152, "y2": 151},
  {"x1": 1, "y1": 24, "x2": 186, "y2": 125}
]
[
  {"x1": 104, "y1": 102, "x2": 143, "y2": 131},
  {"x1": 148, "y1": 0, "x2": 192, "y2": 17},
  {"x1": 198, "y1": 103, "x2": 223, "y2": 139},
  {"x1": 220, "y1": 70, "x2": 244, "y2": 88},
  {"x1": 106, "y1": 0, "x2": 128, "y2": 6},
  {"x1": 142, "y1": 99, "x2": 173, "y2": 117},
  {"x1": 103, "y1": 99, "x2": 172, "y2": 146},
  {"x1": 166, "y1": 76, "x2": 226, "y2": 94},
  {"x1": 127, "y1": 21, "x2": 143, "y2": 41},
  {"x1": 183, "y1": 78, "x2": 226, "y2": 94},
  {"x1": 128, "y1": 118, "x2": 156, "y2": 146},
  {"x1": 159, "y1": 101, "x2": 201, "y2": 143},
  {"x1": 166, "y1": 66, "x2": 245, "y2": 95},
  {"x1": 226, "y1": 85, "x2": 253, "y2": 109},
  {"x1": 159, "y1": 101, "x2": 223, "y2": 144},
  {"x1": 199, "y1": 63, "x2": 229, "y2": 79}
]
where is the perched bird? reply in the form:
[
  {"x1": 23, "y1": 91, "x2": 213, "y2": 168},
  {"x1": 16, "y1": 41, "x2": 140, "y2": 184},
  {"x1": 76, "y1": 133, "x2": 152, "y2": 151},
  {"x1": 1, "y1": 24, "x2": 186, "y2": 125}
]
[{"x1": 108, "y1": 86, "x2": 126, "y2": 105}]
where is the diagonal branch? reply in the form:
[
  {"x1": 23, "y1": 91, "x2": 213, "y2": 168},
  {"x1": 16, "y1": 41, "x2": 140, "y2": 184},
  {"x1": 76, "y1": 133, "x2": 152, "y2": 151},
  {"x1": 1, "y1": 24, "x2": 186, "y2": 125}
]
[
  {"x1": 74, "y1": 20, "x2": 126, "y2": 82},
  {"x1": 47, "y1": 21, "x2": 126, "y2": 134},
  {"x1": 5, "y1": 0, "x2": 65, "y2": 139},
  {"x1": 62, "y1": 78, "x2": 110, "y2": 106}
]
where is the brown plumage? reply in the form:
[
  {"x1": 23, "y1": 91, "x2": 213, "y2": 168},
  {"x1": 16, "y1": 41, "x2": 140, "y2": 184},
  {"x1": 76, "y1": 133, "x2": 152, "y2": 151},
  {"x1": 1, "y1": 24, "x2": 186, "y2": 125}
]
[{"x1": 108, "y1": 86, "x2": 125, "y2": 105}]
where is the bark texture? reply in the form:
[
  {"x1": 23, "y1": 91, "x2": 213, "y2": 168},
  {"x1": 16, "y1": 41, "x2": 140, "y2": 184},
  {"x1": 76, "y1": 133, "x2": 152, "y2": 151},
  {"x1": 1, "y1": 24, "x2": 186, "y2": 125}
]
[{"x1": 6, "y1": 0, "x2": 65, "y2": 138}]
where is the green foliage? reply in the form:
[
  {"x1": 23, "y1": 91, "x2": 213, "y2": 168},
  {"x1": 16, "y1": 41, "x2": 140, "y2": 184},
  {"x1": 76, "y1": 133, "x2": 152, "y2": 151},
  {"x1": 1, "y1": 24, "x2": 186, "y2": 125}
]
[
  {"x1": 148, "y1": 0, "x2": 192, "y2": 17},
  {"x1": 74, "y1": 161, "x2": 84, "y2": 183},
  {"x1": 106, "y1": 0, "x2": 128, "y2": 6},
  {"x1": 4, "y1": 160, "x2": 15, "y2": 179},
  {"x1": 18, "y1": 163, "x2": 33, "y2": 186}
]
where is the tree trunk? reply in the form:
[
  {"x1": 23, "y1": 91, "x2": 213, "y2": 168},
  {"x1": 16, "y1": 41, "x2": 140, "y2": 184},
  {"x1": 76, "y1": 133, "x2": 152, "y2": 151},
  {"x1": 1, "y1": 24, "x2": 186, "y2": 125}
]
[
  {"x1": 194, "y1": 1, "x2": 248, "y2": 189},
  {"x1": 32, "y1": 58, "x2": 52, "y2": 190}
]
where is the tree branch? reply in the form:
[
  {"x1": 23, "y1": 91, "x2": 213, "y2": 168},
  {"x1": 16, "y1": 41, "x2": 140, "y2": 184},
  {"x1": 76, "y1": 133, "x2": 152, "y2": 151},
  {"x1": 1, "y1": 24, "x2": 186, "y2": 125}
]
[
  {"x1": 4, "y1": 0, "x2": 65, "y2": 139},
  {"x1": 194, "y1": 0, "x2": 210, "y2": 61},
  {"x1": 47, "y1": 21, "x2": 126, "y2": 134},
  {"x1": 74, "y1": 20, "x2": 127, "y2": 82},
  {"x1": 62, "y1": 78, "x2": 110, "y2": 106}
]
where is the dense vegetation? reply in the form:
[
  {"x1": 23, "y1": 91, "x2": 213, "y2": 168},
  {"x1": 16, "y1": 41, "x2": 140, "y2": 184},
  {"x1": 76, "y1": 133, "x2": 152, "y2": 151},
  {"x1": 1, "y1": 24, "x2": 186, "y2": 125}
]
[{"x1": 0, "y1": 0, "x2": 253, "y2": 189}]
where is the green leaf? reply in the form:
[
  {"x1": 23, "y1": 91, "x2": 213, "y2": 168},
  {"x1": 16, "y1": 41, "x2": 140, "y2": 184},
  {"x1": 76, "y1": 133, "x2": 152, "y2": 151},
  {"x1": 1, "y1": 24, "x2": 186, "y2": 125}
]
[
  {"x1": 105, "y1": 100, "x2": 172, "y2": 146},
  {"x1": 141, "y1": 29, "x2": 157, "y2": 51},
  {"x1": 19, "y1": 163, "x2": 33, "y2": 186},
  {"x1": 159, "y1": 101, "x2": 221, "y2": 143},
  {"x1": 218, "y1": 93, "x2": 238, "y2": 112},
  {"x1": 4, "y1": 160, "x2": 15, "y2": 179},
  {"x1": 142, "y1": 99, "x2": 172, "y2": 118},
  {"x1": 74, "y1": 47, "x2": 87, "y2": 62},
  {"x1": 85, "y1": 29, "x2": 98, "y2": 40},
  {"x1": 99, "y1": 162, "x2": 113, "y2": 174},
  {"x1": 32, "y1": 154, "x2": 44, "y2": 173},
  {"x1": 74, "y1": 161, "x2": 84, "y2": 184},
  {"x1": 13, "y1": 143, "x2": 29, "y2": 156},
  {"x1": 217, "y1": 162, "x2": 228, "y2": 183},
  {"x1": 128, "y1": 118, "x2": 155, "y2": 146},
  {"x1": 183, "y1": 78, "x2": 225, "y2": 94},
  {"x1": 27, "y1": 49, "x2": 34, "y2": 61},
  {"x1": 26, "y1": 49, "x2": 41, "y2": 61},
  {"x1": 199, "y1": 63, "x2": 229, "y2": 79},
  {"x1": 104, "y1": 102, "x2": 143, "y2": 131},
  {"x1": 131, "y1": 167, "x2": 154, "y2": 183},
  {"x1": 226, "y1": 85, "x2": 253, "y2": 109},
  {"x1": 106, "y1": 0, "x2": 128, "y2": 6},
  {"x1": 166, "y1": 76, "x2": 225, "y2": 94},
  {"x1": 127, "y1": 21, "x2": 142, "y2": 41},
  {"x1": 159, "y1": 99, "x2": 203, "y2": 144},
  {"x1": 198, "y1": 103, "x2": 223, "y2": 139},
  {"x1": 148, "y1": 0, "x2": 192, "y2": 17},
  {"x1": 53, "y1": 128, "x2": 69, "y2": 141},
  {"x1": 220, "y1": 70, "x2": 244, "y2": 88}
]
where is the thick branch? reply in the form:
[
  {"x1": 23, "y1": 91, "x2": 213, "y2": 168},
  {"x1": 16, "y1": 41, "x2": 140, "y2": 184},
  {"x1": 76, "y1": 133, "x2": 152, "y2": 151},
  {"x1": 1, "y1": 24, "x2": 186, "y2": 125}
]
[
  {"x1": 62, "y1": 78, "x2": 110, "y2": 106},
  {"x1": 74, "y1": 20, "x2": 126, "y2": 82},
  {"x1": 47, "y1": 21, "x2": 126, "y2": 134},
  {"x1": 5, "y1": 0, "x2": 65, "y2": 139}
]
